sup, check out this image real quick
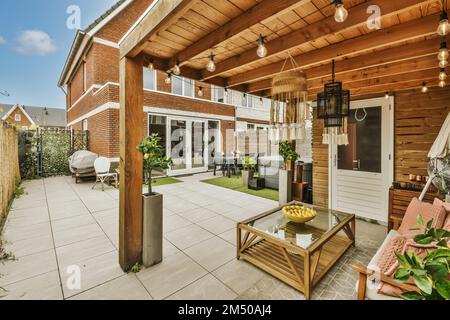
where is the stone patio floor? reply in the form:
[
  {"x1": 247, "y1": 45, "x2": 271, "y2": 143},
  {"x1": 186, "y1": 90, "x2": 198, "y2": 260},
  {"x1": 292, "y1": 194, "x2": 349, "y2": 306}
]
[{"x1": 0, "y1": 173, "x2": 387, "y2": 300}]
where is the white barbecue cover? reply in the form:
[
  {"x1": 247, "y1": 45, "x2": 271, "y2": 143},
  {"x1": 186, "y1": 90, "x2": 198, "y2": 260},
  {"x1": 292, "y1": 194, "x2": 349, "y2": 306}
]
[
  {"x1": 428, "y1": 112, "x2": 450, "y2": 159},
  {"x1": 68, "y1": 150, "x2": 98, "y2": 173}
]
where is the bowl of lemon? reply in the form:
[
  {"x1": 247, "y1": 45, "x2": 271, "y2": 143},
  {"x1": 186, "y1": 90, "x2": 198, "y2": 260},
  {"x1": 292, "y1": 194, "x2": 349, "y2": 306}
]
[{"x1": 282, "y1": 205, "x2": 317, "y2": 223}]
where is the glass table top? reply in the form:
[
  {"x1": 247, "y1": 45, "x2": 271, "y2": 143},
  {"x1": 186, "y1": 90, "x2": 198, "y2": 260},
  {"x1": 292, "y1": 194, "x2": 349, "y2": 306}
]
[{"x1": 245, "y1": 202, "x2": 353, "y2": 250}]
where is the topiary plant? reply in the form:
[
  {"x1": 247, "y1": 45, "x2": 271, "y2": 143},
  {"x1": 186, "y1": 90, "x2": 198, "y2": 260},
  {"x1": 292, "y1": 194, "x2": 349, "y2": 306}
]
[
  {"x1": 242, "y1": 156, "x2": 257, "y2": 171},
  {"x1": 137, "y1": 134, "x2": 172, "y2": 196}
]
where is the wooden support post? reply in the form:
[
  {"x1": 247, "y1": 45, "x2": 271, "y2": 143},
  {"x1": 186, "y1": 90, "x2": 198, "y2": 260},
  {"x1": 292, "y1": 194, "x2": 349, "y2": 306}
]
[{"x1": 119, "y1": 55, "x2": 144, "y2": 271}]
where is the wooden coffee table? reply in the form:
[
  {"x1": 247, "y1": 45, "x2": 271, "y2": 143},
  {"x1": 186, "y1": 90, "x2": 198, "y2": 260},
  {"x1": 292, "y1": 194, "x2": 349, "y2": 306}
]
[{"x1": 237, "y1": 201, "x2": 355, "y2": 299}]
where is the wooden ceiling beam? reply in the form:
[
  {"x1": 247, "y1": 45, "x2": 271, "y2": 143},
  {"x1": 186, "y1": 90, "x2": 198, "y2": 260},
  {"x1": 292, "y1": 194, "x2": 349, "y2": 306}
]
[
  {"x1": 305, "y1": 69, "x2": 439, "y2": 100},
  {"x1": 247, "y1": 37, "x2": 442, "y2": 93},
  {"x1": 226, "y1": 13, "x2": 440, "y2": 87},
  {"x1": 120, "y1": 0, "x2": 199, "y2": 59},
  {"x1": 202, "y1": 0, "x2": 433, "y2": 80},
  {"x1": 170, "y1": 0, "x2": 311, "y2": 67}
]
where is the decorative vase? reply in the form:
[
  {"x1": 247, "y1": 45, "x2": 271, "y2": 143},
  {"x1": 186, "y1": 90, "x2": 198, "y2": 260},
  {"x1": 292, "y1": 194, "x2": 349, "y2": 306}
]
[{"x1": 142, "y1": 193, "x2": 163, "y2": 267}]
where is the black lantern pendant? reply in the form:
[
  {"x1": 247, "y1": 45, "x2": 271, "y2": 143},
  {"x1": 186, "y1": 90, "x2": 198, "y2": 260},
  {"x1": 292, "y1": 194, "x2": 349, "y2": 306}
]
[{"x1": 317, "y1": 60, "x2": 350, "y2": 127}]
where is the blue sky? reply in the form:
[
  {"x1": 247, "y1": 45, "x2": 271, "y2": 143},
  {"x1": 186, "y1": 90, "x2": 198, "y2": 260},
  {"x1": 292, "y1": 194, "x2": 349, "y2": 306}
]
[{"x1": 0, "y1": 0, "x2": 117, "y2": 109}]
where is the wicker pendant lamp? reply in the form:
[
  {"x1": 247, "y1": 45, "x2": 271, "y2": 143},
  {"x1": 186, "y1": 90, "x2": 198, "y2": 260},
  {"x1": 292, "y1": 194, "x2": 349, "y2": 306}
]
[{"x1": 269, "y1": 53, "x2": 309, "y2": 142}]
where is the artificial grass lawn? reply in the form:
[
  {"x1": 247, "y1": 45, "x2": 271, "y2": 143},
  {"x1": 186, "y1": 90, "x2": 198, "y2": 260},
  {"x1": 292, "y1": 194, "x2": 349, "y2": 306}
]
[
  {"x1": 145, "y1": 176, "x2": 183, "y2": 188},
  {"x1": 201, "y1": 176, "x2": 279, "y2": 202}
]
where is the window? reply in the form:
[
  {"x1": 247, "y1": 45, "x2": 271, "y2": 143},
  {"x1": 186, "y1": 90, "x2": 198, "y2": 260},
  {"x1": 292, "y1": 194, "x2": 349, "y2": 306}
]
[
  {"x1": 172, "y1": 76, "x2": 183, "y2": 95},
  {"x1": 172, "y1": 76, "x2": 194, "y2": 97},
  {"x1": 214, "y1": 86, "x2": 226, "y2": 103},
  {"x1": 82, "y1": 119, "x2": 88, "y2": 131},
  {"x1": 143, "y1": 68, "x2": 156, "y2": 91},
  {"x1": 184, "y1": 79, "x2": 194, "y2": 97},
  {"x1": 14, "y1": 114, "x2": 21, "y2": 122}
]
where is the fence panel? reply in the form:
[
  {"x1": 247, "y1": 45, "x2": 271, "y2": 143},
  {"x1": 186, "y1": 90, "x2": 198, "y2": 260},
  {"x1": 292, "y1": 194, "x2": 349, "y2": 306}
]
[
  {"x1": 0, "y1": 121, "x2": 20, "y2": 224},
  {"x1": 20, "y1": 129, "x2": 89, "y2": 179}
]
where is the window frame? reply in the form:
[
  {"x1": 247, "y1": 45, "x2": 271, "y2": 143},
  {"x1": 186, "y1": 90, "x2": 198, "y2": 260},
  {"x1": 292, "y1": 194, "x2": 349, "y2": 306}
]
[{"x1": 14, "y1": 114, "x2": 21, "y2": 122}]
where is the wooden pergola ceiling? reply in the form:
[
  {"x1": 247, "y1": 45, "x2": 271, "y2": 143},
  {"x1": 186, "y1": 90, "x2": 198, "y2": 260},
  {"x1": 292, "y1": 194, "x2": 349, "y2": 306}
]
[
  {"x1": 121, "y1": 0, "x2": 449, "y2": 98},
  {"x1": 118, "y1": 0, "x2": 450, "y2": 271}
]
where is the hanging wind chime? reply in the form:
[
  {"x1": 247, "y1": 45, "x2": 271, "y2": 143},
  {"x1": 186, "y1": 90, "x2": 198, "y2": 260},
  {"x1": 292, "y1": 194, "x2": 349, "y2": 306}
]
[
  {"x1": 269, "y1": 53, "x2": 309, "y2": 142},
  {"x1": 317, "y1": 60, "x2": 350, "y2": 146}
]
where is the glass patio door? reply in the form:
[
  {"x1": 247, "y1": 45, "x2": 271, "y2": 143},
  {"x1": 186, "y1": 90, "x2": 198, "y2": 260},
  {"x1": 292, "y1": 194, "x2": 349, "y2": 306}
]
[
  {"x1": 168, "y1": 117, "x2": 208, "y2": 175},
  {"x1": 329, "y1": 97, "x2": 394, "y2": 223}
]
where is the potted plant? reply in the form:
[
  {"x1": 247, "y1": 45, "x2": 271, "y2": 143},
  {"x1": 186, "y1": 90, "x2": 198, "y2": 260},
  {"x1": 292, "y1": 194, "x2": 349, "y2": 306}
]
[
  {"x1": 242, "y1": 156, "x2": 257, "y2": 187},
  {"x1": 279, "y1": 141, "x2": 299, "y2": 171},
  {"x1": 393, "y1": 215, "x2": 450, "y2": 300},
  {"x1": 137, "y1": 134, "x2": 172, "y2": 267},
  {"x1": 278, "y1": 141, "x2": 300, "y2": 205}
]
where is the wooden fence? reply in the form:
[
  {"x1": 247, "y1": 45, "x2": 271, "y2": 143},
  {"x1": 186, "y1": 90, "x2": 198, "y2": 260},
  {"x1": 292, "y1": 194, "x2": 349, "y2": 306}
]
[{"x1": 0, "y1": 121, "x2": 20, "y2": 225}]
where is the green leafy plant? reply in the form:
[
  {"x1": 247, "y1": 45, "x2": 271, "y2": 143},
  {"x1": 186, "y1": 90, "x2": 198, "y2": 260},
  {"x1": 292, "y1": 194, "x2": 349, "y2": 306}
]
[
  {"x1": 137, "y1": 134, "x2": 172, "y2": 195},
  {"x1": 394, "y1": 214, "x2": 450, "y2": 300},
  {"x1": 279, "y1": 141, "x2": 299, "y2": 167},
  {"x1": 130, "y1": 262, "x2": 142, "y2": 273},
  {"x1": 14, "y1": 187, "x2": 25, "y2": 199},
  {"x1": 242, "y1": 156, "x2": 257, "y2": 171}
]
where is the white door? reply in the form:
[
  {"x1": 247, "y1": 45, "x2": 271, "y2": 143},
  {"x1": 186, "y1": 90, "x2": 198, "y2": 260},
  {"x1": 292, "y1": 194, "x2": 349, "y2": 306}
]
[
  {"x1": 167, "y1": 117, "x2": 209, "y2": 176},
  {"x1": 329, "y1": 97, "x2": 394, "y2": 222}
]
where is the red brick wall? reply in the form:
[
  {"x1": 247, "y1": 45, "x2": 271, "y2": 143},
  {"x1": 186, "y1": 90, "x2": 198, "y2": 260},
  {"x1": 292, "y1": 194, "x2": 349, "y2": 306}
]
[
  {"x1": 70, "y1": 63, "x2": 85, "y2": 106},
  {"x1": 96, "y1": 0, "x2": 154, "y2": 43}
]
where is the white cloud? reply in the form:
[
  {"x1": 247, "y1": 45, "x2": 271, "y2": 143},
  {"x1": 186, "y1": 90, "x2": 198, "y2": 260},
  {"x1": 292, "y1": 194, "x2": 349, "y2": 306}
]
[
  {"x1": 16, "y1": 30, "x2": 56, "y2": 56},
  {"x1": 0, "y1": 36, "x2": 6, "y2": 45}
]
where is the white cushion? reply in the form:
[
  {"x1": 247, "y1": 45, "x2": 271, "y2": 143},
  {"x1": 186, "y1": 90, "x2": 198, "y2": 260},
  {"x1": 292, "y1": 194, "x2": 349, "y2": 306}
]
[{"x1": 357, "y1": 230, "x2": 402, "y2": 300}]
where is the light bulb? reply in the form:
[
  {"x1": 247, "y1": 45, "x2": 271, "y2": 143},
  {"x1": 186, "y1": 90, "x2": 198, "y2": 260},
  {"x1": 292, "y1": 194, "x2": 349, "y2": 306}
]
[
  {"x1": 148, "y1": 60, "x2": 154, "y2": 70},
  {"x1": 224, "y1": 88, "x2": 229, "y2": 96},
  {"x1": 439, "y1": 68, "x2": 447, "y2": 81},
  {"x1": 421, "y1": 83, "x2": 428, "y2": 93},
  {"x1": 334, "y1": 1, "x2": 348, "y2": 23},
  {"x1": 173, "y1": 61, "x2": 181, "y2": 76},
  {"x1": 437, "y1": 11, "x2": 450, "y2": 36},
  {"x1": 206, "y1": 54, "x2": 216, "y2": 72},
  {"x1": 438, "y1": 41, "x2": 449, "y2": 61},
  {"x1": 384, "y1": 92, "x2": 389, "y2": 100},
  {"x1": 165, "y1": 73, "x2": 171, "y2": 84},
  {"x1": 198, "y1": 87, "x2": 203, "y2": 97},
  {"x1": 439, "y1": 59, "x2": 449, "y2": 68},
  {"x1": 257, "y1": 35, "x2": 267, "y2": 58},
  {"x1": 439, "y1": 79, "x2": 446, "y2": 88}
]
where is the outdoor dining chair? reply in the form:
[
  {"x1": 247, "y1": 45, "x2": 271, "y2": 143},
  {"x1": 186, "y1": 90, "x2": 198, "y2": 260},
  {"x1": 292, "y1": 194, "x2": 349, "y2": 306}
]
[{"x1": 92, "y1": 157, "x2": 118, "y2": 191}]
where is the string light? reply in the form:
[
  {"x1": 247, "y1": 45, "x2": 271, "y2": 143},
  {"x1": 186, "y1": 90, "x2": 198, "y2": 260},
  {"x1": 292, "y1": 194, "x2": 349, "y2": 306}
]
[
  {"x1": 257, "y1": 34, "x2": 268, "y2": 58},
  {"x1": 333, "y1": 0, "x2": 348, "y2": 23},
  {"x1": 421, "y1": 82, "x2": 429, "y2": 93},
  {"x1": 165, "y1": 72, "x2": 171, "y2": 84},
  {"x1": 439, "y1": 79, "x2": 447, "y2": 88},
  {"x1": 198, "y1": 86, "x2": 203, "y2": 97},
  {"x1": 439, "y1": 68, "x2": 447, "y2": 81},
  {"x1": 439, "y1": 59, "x2": 449, "y2": 68},
  {"x1": 206, "y1": 53, "x2": 216, "y2": 72},
  {"x1": 437, "y1": 0, "x2": 450, "y2": 36},
  {"x1": 438, "y1": 41, "x2": 449, "y2": 61},
  {"x1": 173, "y1": 60, "x2": 181, "y2": 76}
]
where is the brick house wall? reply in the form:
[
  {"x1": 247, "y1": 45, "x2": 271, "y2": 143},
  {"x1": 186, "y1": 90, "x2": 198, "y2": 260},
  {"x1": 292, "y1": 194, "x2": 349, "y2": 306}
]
[
  {"x1": 6, "y1": 108, "x2": 33, "y2": 128},
  {"x1": 63, "y1": 0, "x2": 244, "y2": 162}
]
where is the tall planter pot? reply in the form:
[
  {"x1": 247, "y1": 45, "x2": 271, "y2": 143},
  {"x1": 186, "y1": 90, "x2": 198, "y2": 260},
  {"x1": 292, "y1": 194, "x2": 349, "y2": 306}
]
[
  {"x1": 242, "y1": 169, "x2": 254, "y2": 187},
  {"x1": 142, "y1": 193, "x2": 163, "y2": 267},
  {"x1": 279, "y1": 169, "x2": 293, "y2": 206}
]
